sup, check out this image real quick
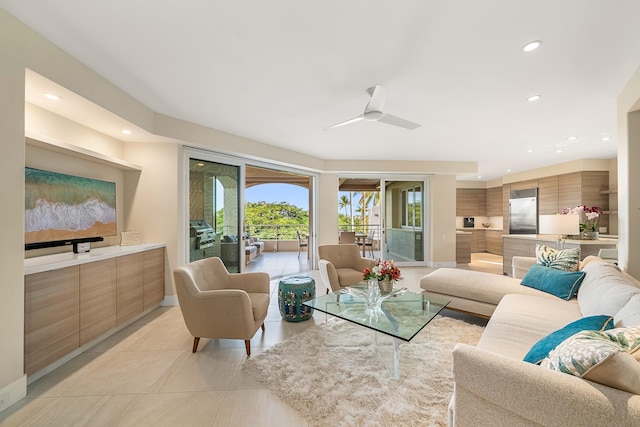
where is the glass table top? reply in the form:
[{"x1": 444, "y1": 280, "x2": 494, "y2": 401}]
[{"x1": 303, "y1": 284, "x2": 450, "y2": 342}]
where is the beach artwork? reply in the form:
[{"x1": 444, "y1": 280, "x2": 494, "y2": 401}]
[{"x1": 25, "y1": 167, "x2": 117, "y2": 244}]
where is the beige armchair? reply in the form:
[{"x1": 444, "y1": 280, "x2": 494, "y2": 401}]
[
  {"x1": 318, "y1": 244, "x2": 376, "y2": 292},
  {"x1": 173, "y1": 257, "x2": 270, "y2": 356}
]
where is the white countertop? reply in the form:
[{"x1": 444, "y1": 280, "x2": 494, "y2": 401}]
[
  {"x1": 24, "y1": 243, "x2": 165, "y2": 275},
  {"x1": 502, "y1": 235, "x2": 618, "y2": 245}
]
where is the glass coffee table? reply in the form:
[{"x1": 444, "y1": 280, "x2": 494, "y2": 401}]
[{"x1": 303, "y1": 284, "x2": 450, "y2": 379}]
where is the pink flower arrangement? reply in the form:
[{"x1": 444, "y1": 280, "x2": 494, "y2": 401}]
[
  {"x1": 363, "y1": 259, "x2": 401, "y2": 282},
  {"x1": 562, "y1": 206, "x2": 603, "y2": 232}
]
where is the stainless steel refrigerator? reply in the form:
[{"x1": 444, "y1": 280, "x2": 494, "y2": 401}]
[{"x1": 509, "y1": 188, "x2": 538, "y2": 234}]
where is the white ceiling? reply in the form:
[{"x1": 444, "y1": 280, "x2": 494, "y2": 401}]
[{"x1": 5, "y1": 1, "x2": 640, "y2": 180}]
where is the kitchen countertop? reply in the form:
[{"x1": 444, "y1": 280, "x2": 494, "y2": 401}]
[{"x1": 502, "y1": 234, "x2": 618, "y2": 245}]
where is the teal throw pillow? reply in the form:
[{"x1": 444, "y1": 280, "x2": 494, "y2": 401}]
[
  {"x1": 535, "y1": 242, "x2": 580, "y2": 272},
  {"x1": 523, "y1": 315, "x2": 614, "y2": 364},
  {"x1": 521, "y1": 264, "x2": 586, "y2": 300}
]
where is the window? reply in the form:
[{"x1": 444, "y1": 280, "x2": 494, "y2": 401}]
[{"x1": 402, "y1": 185, "x2": 422, "y2": 228}]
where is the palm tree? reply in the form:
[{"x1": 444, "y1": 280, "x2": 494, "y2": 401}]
[{"x1": 338, "y1": 195, "x2": 350, "y2": 217}]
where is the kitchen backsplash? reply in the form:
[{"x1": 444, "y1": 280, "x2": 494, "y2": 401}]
[{"x1": 456, "y1": 216, "x2": 503, "y2": 230}]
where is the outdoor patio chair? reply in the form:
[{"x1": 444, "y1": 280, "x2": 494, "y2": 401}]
[
  {"x1": 339, "y1": 231, "x2": 356, "y2": 244},
  {"x1": 296, "y1": 229, "x2": 308, "y2": 258}
]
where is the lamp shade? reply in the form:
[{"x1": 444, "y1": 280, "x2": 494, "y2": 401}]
[{"x1": 539, "y1": 214, "x2": 580, "y2": 235}]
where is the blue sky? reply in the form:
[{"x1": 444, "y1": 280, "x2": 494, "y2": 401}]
[{"x1": 245, "y1": 183, "x2": 309, "y2": 210}]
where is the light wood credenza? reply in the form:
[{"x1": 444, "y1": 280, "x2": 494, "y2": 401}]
[{"x1": 24, "y1": 244, "x2": 166, "y2": 380}]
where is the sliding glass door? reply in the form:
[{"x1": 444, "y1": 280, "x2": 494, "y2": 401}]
[
  {"x1": 381, "y1": 179, "x2": 426, "y2": 265},
  {"x1": 187, "y1": 156, "x2": 241, "y2": 272}
]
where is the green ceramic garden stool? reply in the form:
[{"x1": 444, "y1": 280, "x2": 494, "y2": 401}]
[{"x1": 278, "y1": 275, "x2": 315, "y2": 322}]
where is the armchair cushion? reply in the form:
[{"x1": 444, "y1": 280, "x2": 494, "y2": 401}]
[{"x1": 318, "y1": 244, "x2": 375, "y2": 291}]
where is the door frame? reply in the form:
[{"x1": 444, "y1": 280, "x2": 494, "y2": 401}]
[
  {"x1": 338, "y1": 173, "x2": 430, "y2": 267},
  {"x1": 180, "y1": 147, "x2": 319, "y2": 270}
]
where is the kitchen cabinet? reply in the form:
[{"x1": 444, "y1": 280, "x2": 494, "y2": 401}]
[
  {"x1": 485, "y1": 230, "x2": 503, "y2": 255},
  {"x1": 558, "y1": 172, "x2": 581, "y2": 209},
  {"x1": 456, "y1": 188, "x2": 487, "y2": 216},
  {"x1": 502, "y1": 235, "x2": 617, "y2": 276},
  {"x1": 116, "y1": 252, "x2": 144, "y2": 326},
  {"x1": 538, "y1": 176, "x2": 559, "y2": 214},
  {"x1": 487, "y1": 187, "x2": 502, "y2": 216},
  {"x1": 456, "y1": 232, "x2": 471, "y2": 264}
]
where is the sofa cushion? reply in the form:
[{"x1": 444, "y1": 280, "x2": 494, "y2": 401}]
[
  {"x1": 420, "y1": 268, "x2": 560, "y2": 306},
  {"x1": 523, "y1": 315, "x2": 614, "y2": 364},
  {"x1": 615, "y1": 294, "x2": 640, "y2": 328},
  {"x1": 476, "y1": 294, "x2": 582, "y2": 359},
  {"x1": 578, "y1": 259, "x2": 640, "y2": 316},
  {"x1": 535, "y1": 242, "x2": 580, "y2": 272},
  {"x1": 540, "y1": 326, "x2": 640, "y2": 394},
  {"x1": 521, "y1": 264, "x2": 585, "y2": 300}
]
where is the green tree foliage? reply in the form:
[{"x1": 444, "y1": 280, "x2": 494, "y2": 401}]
[{"x1": 244, "y1": 201, "x2": 309, "y2": 239}]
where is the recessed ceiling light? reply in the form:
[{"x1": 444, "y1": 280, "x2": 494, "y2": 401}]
[
  {"x1": 196, "y1": 162, "x2": 205, "y2": 167},
  {"x1": 477, "y1": 176, "x2": 482, "y2": 179},
  {"x1": 526, "y1": 149, "x2": 534, "y2": 153},
  {"x1": 568, "y1": 136, "x2": 577, "y2": 141},
  {"x1": 601, "y1": 136, "x2": 611, "y2": 141},
  {"x1": 527, "y1": 95, "x2": 541, "y2": 102},
  {"x1": 556, "y1": 149, "x2": 563, "y2": 153},
  {"x1": 121, "y1": 129, "x2": 132, "y2": 135},
  {"x1": 506, "y1": 169, "x2": 512, "y2": 172},
  {"x1": 522, "y1": 40, "x2": 542, "y2": 52},
  {"x1": 44, "y1": 93, "x2": 62, "y2": 101}
]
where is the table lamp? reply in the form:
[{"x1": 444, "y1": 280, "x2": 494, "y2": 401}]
[{"x1": 539, "y1": 214, "x2": 580, "y2": 250}]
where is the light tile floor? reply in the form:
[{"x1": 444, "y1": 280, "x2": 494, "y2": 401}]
[{"x1": 0, "y1": 252, "x2": 494, "y2": 426}]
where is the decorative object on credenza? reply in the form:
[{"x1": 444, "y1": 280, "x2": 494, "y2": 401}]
[
  {"x1": 120, "y1": 231, "x2": 142, "y2": 246},
  {"x1": 561, "y1": 206, "x2": 602, "y2": 240},
  {"x1": 482, "y1": 222, "x2": 492, "y2": 228}
]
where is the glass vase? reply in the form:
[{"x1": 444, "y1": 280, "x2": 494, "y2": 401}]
[
  {"x1": 582, "y1": 231, "x2": 598, "y2": 240},
  {"x1": 366, "y1": 278, "x2": 381, "y2": 310}
]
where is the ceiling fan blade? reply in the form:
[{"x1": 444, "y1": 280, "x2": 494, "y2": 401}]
[
  {"x1": 378, "y1": 113, "x2": 421, "y2": 130},
  {"x1": 364, "y1": 85, "x2": 387, "y2": 113},
  {"x1": 324, "y1": 115, "x2": 364, "y2": 130}
]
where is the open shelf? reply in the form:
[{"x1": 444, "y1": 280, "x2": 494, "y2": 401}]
[{"x1": 25, "y1": 133, "x2": 142, "y2": 171}]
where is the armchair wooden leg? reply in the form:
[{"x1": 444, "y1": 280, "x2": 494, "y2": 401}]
[
  {"x1": 261, "y1": 322, "x2": 265, "y2": 331},
  {"x1": 192, "y1": 337, "x2": 200, "y2": 353},
  {"x1": 244, "y1": 340, "x2": 251, "y2": 356}
]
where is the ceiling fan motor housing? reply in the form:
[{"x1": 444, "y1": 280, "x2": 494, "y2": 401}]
[{"x1": 363, "y1": 110, "x2": 383, "y2": 121}]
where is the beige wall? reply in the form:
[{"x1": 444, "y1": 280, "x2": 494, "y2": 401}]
[
  {"x1": 429, "y1": 175, "x2": 457, "y2": 266},
  {"x1": 617, "y1": 64, "x2": 640, "y2": 275}
]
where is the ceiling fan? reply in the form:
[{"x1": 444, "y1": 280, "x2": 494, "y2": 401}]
[{"x1": 325, "y1": 85, "x2": 420, "y2": 131}]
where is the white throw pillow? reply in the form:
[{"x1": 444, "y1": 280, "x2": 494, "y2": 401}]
[
  {"x1": 535, "y1": 242, "x2": 580, "y2": 272},
  {"x1": 577, "y1": 261, "x2": 640, "y2": 317},
  {"x1": 615, "y1": 294, "x2": 640, "y2": 328}
]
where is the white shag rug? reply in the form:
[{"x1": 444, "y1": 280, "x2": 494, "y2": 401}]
[{"x1": 243, "y1": 315, "x2": 484, "y2": 427}]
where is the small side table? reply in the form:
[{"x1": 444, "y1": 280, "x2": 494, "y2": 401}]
[{"x1": 278, "y1": 275, "x2": 315, "y2": 322}]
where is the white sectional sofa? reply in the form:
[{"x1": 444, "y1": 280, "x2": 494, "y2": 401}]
[{"x1": 420, "y1": 256, "x2": 640, "y2": 426}]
